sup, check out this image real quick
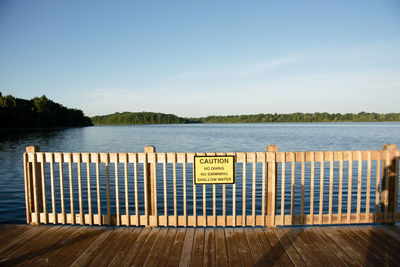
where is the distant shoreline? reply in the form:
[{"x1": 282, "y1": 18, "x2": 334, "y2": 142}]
[
  {"x1": 91, "y1": 111, "x2": 400, "y2": 125},
  {"x1": 91, "y1": 121, "x2": 400, "y2": 126},
  {"x1": 0, "y1": 126, "x2": 90, "y2": 132}
]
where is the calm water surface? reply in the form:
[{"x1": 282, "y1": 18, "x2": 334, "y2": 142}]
[{"x1": 1, "y1": 122, "x2": 400, "y2": 224}]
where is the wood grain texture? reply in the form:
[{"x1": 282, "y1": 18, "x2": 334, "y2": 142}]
[{"x1": 1, "y1": 224, "x2": 400, "y2": 266}]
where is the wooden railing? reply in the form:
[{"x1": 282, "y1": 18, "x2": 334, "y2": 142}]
[{"x1": 23, "y1": 144, "x2": 399, "y2": 227}]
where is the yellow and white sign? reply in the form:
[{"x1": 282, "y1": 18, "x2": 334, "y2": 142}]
[{"x1": 194, "y1": 156, "x2": 235, "y2": 184}]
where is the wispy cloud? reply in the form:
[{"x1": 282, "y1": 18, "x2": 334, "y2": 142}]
[
  {"x1": 236, "y1": 55, "x2": 304, "y2": 76},
  {"x1": 152, "y1": 54, "x2": 304, "y2": 93}
]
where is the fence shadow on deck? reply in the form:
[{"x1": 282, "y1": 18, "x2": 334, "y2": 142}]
[
  {"x1": 256, "y1": 228, "x2": 302, "y2": 266},
  {"x1": 365, "y1": 225, "x2": 400, "y2": 266},
  {"x1": 0, "y1": 228, "x2": 104, "y2": 266}
]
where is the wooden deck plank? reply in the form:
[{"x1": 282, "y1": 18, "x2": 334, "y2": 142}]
[
  {"x1": 85, "y1": 227, "x2": 128, "y2": 267},
  {"x1": 338, "y1": 226, "x2": 400, "y2": 266},
  {"x1": 243, "y1": 228, "x2": 265, "y2": 265},
  {"x1": 363, "y1": 226, "x2": 400, "y2": 248},
  {"x1": 166, "y1": 228, "x2": 186, "y2": 267},
  {"x1": 314, "y1": 227, "x2": 361, "y2": 266},
  {"x1": 215, "y1": 228, "x2": 229, "y2": 267},
  {"x1": 322, "y1": 227, "x2": 370, "y2": 266},
  {"x1": 353, "y1": 226, "x2": 400, "y2": 258},
  {"x1": 1, "y1": 224, "x2": 400, "y2": 267},
  {"x1": 44, "y1": 227, "x2": 107, "y2": 266},
  {"x1": 0, "y1": 226, "x2": 74, "y2": 265},
  {"x1": 291, "y1": 227, "x2": 340, "y2": 266},
  {"x1": 143, "y1": 228, "x2": 169, "y2": 267},
  {"x1": 334, "y1": 226, "x2": 392, "y2": 265},
  {"x1": 191, "y1": 228, "x2": 205, "y2": 267},
  {"x1": 0, "y1": 224, "x2": 30, "y2": 243},
  {"x1": 0, "y1": 225, "x2": 57, "y2": 255},
  {"x1": 0, "y1": 225, "x2": 65, "y2": 262},
  {"x1": 23, "y1": 226, "x2": 87, "y2": 266},
  {"x1": 302, "y1": 228, "x2": 349, "y2": 267},
  {"x1": 234, "y1": 228, "x2": 254, "y2": 266},
  {"x1": 179, "y1": 228, "x2": 195, "y2": 267},
  {"x1": 224, "y1": 228, "x2": 242, "y2": 267},
  {"x1": 282, "y1": 228, "x2": 324, "y2": 266},
  {"x1": 121, "y1": 228, "x2": 160, "y2": 266},
  {"x1": 119, "y1": 227, "x2": 151, "y2": 266},
  {"x1": 155, "y1": 228, "x2": 178, "y2": 267},
  {"x1": 375, "y1": 225, "x2": 400, "y2": 243},
  {"x1": 108, "y1": 227, "x2": 143, "y2": 266},
  {"x1": 70, "y1": 228, "x2": 114, "y2": 267},
  {"x1": 290, "y1": 227, "x2": 337, "y2": 266},
  {"x1": 131, "y1": 228, "x2": 161, "y2": 266},
  {"x1": 273, "y1": 228, "x2": 308, "y2": 266},
  {"x1": 252, "y1": 228, "x2": 276, "y2": 267},
  {"x1": 262, "y1": 228, "x2": 294, "y2": 266},
  {"x1": 204, "y1": 228, "x2": 216, "y2": 267}
]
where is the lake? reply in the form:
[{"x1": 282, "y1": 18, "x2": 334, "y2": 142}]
[{"x1": 1, "y1": 122, "x2": 400, "y2": 224}]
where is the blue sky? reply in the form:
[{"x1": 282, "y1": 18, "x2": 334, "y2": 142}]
[{"x1": 1, "y1": 0, "x2": 399, "y2": 117}]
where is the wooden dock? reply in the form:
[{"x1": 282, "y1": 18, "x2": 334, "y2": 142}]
[
  {"x1": 12, "y1": 145, "x2": 400, "y2": 265},
  {"x1": 0, "y1": 224, "x2": 399, "y2": 266}
]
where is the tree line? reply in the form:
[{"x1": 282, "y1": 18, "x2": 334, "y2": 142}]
[
  {"x1": 92, "y1": 112, "x2": 186, "y2": 125},
  {"x1": 191, "y1": 112, "x2": 400, "y2": 123},
  {"x1": 92, "y1": 111, "x2": 400, "y2": 125},
  {"x1": 2, "y1": 92, "x2": 398, "y2": 128},
  {"x1": 0, "y1": 93, "x2": 93, "y2": 128}
]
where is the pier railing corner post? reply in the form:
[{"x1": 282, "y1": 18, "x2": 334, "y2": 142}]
[
  {"x1": 381, "y1": 144, "x2": 398, "y2": 225},
  {"x1": 25, "y1": 145, "x2": 43, "y2": 225},
  {"x1": 266, "y1": 144, "x2": 278, "y2": 226},
  {"x1": 144, "y1": 145, "x2": 156, "y2": 221}
]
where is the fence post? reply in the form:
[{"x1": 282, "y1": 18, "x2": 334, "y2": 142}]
[
  {"x1": 144, "y1": 145, "x2": 156, "y2": 216},
  {"x1": 381, "y1": 144, "x2": 398, "y2": 224},
  {"x1": 26, "y1": 145, "x2": 43, "y2": 225},
  {"x1": 267, "y1": 144, "x2": 278, "y2": 219}
]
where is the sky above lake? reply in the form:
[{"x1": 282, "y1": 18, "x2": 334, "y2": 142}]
[{"x1": 1, "y1": 0, "x2": 399, "y2": 117}]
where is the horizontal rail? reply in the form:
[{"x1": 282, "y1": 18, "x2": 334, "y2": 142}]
[
  {"x1": 27, "y1": 213, "x2": 400, "y2": 227},
  {"x1": 26, "y1": 150, "x2": 391, "y2": 164},
  {"x1": 23, "y1": 144, "x2": 400, "y2": 227}
]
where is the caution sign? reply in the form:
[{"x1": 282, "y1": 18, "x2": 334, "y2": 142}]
[{"x1": 194, "y1": 156, "x2": 235, "y2": 184}]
